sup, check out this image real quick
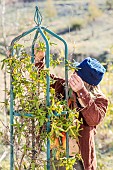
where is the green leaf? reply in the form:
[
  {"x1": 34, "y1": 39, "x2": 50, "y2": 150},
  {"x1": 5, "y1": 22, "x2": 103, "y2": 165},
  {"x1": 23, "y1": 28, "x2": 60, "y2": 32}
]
[{"x1": 31, "y1": 163, "x2": 35, "y2": 170}]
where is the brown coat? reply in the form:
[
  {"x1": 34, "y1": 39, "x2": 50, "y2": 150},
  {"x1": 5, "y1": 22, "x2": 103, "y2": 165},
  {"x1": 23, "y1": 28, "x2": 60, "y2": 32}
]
[
  {"x1": 50, "y1": 75, "x2": 108, "y2": 170},
  {"x1": 36, "y1": 61, "x2": 108, "y2": 170}
]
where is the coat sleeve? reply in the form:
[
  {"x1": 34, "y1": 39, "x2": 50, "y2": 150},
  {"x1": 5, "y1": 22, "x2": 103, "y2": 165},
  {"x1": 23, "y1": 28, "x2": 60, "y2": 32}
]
[
  {"x1": 76, "y1": 87, "x2": 108, "y2": 126},
  {"x1": 50, "y1": 74, "x2": 65, "y2": 99}
]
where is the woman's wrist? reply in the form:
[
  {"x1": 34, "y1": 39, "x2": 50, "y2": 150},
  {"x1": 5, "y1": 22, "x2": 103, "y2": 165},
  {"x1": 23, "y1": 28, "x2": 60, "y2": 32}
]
[{"x1": 76, "y1": 86, "x2": 88, "y2": 98}]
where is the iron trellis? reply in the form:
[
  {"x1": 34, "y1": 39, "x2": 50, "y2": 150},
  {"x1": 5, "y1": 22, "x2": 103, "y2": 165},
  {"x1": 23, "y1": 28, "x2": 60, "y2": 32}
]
[{"x1": 9, "y1": 6, "x2": 69, "y2": 170}]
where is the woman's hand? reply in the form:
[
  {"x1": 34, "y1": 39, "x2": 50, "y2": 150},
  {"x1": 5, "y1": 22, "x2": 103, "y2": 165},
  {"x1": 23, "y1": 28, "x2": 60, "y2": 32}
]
[
  {"x1": 34, "y1": 50, "x2": 45, "y2": 63},
  {"x1": 34, "y1": 44, "x2": 45, "y2": 64},
  {"x1": 69, "y1": 73, "x2": 84, "y2": 92}
]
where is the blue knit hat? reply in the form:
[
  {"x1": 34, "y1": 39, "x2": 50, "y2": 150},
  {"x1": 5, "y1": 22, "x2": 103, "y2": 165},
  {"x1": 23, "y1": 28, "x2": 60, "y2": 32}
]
[{"x1": 76, "y1": 57, "x2": 106, "y2": 86}]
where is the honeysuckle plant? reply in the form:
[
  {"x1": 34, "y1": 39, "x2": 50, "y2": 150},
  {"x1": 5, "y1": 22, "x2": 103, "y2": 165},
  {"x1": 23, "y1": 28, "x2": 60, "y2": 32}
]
[{"x1": 2, "y1": 43, "x2": 82, "y2": 170}]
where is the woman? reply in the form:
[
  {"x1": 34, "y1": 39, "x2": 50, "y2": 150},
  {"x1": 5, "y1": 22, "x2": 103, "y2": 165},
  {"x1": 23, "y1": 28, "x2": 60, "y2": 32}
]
[
  {"x1": 35, "y1": 50, "x2": 108, "y2": 170},
  {"x1": 68, "y1": 58, "x2": 108, "y2": 170}
]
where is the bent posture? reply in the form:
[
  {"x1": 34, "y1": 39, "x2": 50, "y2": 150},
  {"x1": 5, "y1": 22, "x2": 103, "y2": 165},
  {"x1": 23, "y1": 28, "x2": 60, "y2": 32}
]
[{"x1": 35, "y1": 49, "x2": 108, "y2": 170}]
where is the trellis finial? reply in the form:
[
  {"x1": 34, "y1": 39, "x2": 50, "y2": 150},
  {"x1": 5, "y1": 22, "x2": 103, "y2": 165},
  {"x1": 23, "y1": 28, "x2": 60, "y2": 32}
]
[{"x1": 34, "y1": 6, "x2": 42, "y2": 26}]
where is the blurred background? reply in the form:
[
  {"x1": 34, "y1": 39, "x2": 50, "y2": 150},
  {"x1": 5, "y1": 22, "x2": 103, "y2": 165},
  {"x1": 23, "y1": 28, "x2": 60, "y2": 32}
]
[{"x1": 0, "y1": 0, "x2": 113, "y2": 169}]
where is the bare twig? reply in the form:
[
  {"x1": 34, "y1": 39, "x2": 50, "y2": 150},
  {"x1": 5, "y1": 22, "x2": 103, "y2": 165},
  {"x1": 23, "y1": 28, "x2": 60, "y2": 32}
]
[
  {"x1": 0, "y1": 119, "x2": 9, "y2": 131},
  {"x1": 0, "y1": 150, "x2": 8, "y2": 163}
]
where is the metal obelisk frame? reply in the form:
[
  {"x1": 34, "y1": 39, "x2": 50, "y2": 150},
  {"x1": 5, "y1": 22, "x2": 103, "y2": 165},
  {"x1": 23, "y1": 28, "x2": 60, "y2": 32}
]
[{"x1": 9, "y1": 6, "x2": 69, "y2": 170}]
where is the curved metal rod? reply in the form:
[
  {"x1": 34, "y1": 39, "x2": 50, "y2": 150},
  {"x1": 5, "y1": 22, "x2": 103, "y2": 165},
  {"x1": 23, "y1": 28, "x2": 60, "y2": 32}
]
[
  {"x1": 37, "y1": 27, "x2": 51, "y2": 170},
  {"x1": 41, "y1": 26, "x2": 68, "y2": 103},
  {"x1": 9, "y1": 26, "x2": 38, "y2": 170},
  {"x1": 41, "y1": 26, "x2": 69, "y2": 158},
  {"x1": 10, "y1": 26, "x2": 37, "y2": 47},
  {"x1": 31, "y1": 29, "x2": 39, "y2": 63}
]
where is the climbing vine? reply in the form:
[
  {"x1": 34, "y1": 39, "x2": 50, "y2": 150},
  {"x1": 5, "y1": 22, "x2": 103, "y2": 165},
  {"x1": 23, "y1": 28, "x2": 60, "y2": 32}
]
[{"x1": 3, "y1": 43, "x2": 82, "y2": 170}]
